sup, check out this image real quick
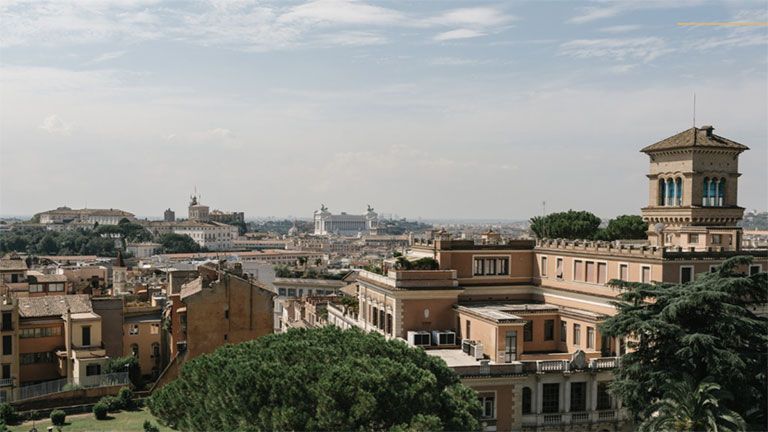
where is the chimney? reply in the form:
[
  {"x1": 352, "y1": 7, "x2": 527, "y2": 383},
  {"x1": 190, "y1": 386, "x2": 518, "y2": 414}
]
[{"x1": 700, "y1": 125, "x2": 714, "y2": 137}]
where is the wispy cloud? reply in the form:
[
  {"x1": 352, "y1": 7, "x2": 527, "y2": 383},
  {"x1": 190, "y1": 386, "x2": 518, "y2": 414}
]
[
  {"x1": 568, "y1": 1, "x2": 702, "y2": 24},
  {"x1": 599, "y1": 25, "x2": 642, "y2": 34},
  {"x1": 434, "y1": 28, "x2": 486, "y2": 42},
  {"x1": 39, "y1": 114, "x2": 74, "y2": 135},
  {"x1": 85, "y1": 50, "x2": 127, "y2": 65},
  {"x1": 560, "y1": 37, "x2": 672, "y2": 62},
  {"x1": 0, "y1": 1, "x2": 515, "y2": 50}
]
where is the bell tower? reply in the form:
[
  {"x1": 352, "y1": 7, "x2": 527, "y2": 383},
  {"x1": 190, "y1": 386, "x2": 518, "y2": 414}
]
[{"x1": 640, "y1": 125, "x2": 748, "y2": 251}]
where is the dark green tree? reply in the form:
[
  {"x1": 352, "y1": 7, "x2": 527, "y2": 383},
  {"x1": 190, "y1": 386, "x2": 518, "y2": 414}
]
[
  {"x1": 157, "y1": 233, "x2": 201, "y2": 254},
  {"x1": 597, "y1": 215, "x2": 648, "y2": 241},
  {"x1": 529, "y1": 210, "x2": 601, "y2": 239},
  {"x1": 601, "y1": 256, "x2": 767, "y2": 430},
  {"x1": 412, "y1": 257, "x2": 440, "y2": 270},
  {"x1": 149, "y1": 327, "x2": 481, "y2": 431}
]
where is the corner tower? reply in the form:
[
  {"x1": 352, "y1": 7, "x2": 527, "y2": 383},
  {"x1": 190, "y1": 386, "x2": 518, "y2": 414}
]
[{"x1": 640, "y1": 126, "x2": 748, "y2": 251}]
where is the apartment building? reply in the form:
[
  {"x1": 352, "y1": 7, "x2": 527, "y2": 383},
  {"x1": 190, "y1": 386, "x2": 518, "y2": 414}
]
[
  {"x1": 335, "y1": 126, "x2": 766, "y2": 432},
  {"x1": 155, "y1": 262, "x2": 275, "y2": 387},
  {"x1": 123, "y1": 307, "x2": 162, "y2": 379}
]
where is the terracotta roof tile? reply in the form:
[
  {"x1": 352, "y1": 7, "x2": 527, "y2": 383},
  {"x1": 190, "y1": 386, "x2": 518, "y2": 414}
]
[{"x1": 641, "y1": 126, "x2": 749, "y2": 153}]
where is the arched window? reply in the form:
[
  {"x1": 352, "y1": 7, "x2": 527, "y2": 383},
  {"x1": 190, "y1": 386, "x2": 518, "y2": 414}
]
[
  {"x1": 702, "y1": 177, "x2": 710, "y2": 206},
  {"x1": 675, "y1": 177, "x2": 682, "y2": 206},
  {"x1": 131, "y1": 344, "x2": 139, "y2": 357},
  {"x1": 658, "y1": 179, "x2": 666, "y2": 206},
  {"x1": 666, "y1": 179, "x2": 674, "y2": 206},
  {"x1": 522, "y1": 387, "x2": 532, "y2": 414},
  {"x1": 718, "y1": 178, "x2": 726, "y2": 206},
  {"x1": 708, "y1": 177, "x2": 718, "y2": 207}
]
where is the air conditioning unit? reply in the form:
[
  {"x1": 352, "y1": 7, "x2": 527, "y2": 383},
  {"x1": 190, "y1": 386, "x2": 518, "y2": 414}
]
[
  {"x1": 431, "y1": 330, "x2": 456, "y2": 346},
  {"x1": 407, "y1": 331, "x2": 431, "y2": 347},
  {"x1": 468, "y1": 341, "x2": 484, "y2": 360},
  {"x1": 461, "y1": 339, "x2": 472, "y2": 353}
]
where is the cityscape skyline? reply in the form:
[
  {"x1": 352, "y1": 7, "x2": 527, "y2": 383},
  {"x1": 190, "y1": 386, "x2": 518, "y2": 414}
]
[{"x1": 1, "y1": 1, "x2": 767, "y2": 219}]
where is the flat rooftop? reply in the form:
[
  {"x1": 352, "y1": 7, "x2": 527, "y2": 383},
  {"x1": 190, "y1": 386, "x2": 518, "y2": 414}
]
[
  {"x1": 428, "y1": 349, "x2": 487, "y2": 367},
  {"x1": 456, "y1": 302, "x2": 602, "y2": 323}
]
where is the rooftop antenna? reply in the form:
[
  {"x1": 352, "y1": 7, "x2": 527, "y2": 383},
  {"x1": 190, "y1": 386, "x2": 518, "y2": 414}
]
[
  {"x1": 692, "y1": 92, "x2": 696, "y2": 128},
  {"x1": 541, "y1": 200, "x2": 547, "y2": 238}
]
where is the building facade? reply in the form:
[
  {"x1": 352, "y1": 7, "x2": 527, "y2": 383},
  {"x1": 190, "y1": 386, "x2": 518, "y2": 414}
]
[
  {"x1": 313, "y1": 205, "x2": 379, "y2": 236},
  {"x1": 36, "y1": 207, "x2": 135, "y2": 226}
]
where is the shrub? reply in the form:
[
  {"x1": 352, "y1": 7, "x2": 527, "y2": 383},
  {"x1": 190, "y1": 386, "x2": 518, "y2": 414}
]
[
  {"x1": 0, "y1": 404, "x2": 16, "y2": 425},
  {"x1": 50, "y1": 409, "x2": 66, "y2": 426},
  {"x1": 143, "y1": 420, "x2": 160, "y2": 432},
  {"x1": 93, "y1": 402, "x2": 108, "y2": 420},
  {"x1": 117, "y1": 386, "x2": 134, "y2": 409},
  {"x1": 100, "y1": 395, "x2": 121, "y2": 412}
]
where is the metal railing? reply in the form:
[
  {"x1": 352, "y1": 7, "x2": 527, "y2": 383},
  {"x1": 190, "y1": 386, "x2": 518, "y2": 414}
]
[
  {"x1": 17, "y1": 372, "x2": 129, "y2": 401},
  {"x1": 0, "y1": 378, "x2": 12, "y2": 387},
  {"x1": 521, "y1": 410, "x2": 621, "y2": 426}
]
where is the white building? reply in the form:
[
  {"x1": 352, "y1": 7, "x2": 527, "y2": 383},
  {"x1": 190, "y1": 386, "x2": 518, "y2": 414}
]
[
  {"x1": 147, "y1": 220, "x2": 238, "y2": 251},
  {"x1": 313, "y1": 205, "x2": 378, "y2": 236},
  {"x1": 36, "y1": 207, "x2": 135, "y2": 225},
  {"x1": 126, "y1": 242, "x2": 163, "y2": 258}
]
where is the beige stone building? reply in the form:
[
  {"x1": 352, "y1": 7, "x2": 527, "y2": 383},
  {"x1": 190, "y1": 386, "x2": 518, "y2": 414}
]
[{"x1": 334, "y1": 125, "x2": 766, "y2": 432}]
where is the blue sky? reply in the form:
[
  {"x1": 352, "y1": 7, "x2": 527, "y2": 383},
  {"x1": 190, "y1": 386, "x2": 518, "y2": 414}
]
[{"x1": 1, "y1": 0, "x2": 766, "y2": 220}]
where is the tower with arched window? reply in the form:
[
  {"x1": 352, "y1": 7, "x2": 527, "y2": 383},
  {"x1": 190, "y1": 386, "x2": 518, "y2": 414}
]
[{"x1": 640, "y1": 126, "x2": 748, "y2": 251}]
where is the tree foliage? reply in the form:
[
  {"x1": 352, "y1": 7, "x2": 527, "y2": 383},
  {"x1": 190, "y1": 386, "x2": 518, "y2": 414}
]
[
  {"x1": 530, "y1": 210, "x2": 602, "y2": 239},
  {"x1": 157, "y1": 233, "x2": 201, "y2": 254},
  {"x1": 0, "y1": 227, "x2": 118, "y2": 256},
  {"x1": 601, "y1": 256, "x2": 767, "y2": 430},
  {"x1": 596, "y1": 215, "x2": 647, "y2": 241},
  {"x1": 637, "y1": 375, "x2": 745, "y2": 432},
  {"x1": 149, "y1": 327, "x2": 481, "y2": 431},
  {"x1": 395, "y1": 257, "x2": 440, "y2": 270}
]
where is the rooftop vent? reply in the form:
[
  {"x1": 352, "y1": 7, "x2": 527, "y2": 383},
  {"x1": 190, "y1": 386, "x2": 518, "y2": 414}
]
[{"x1": 700, "y1": 125, "x2": 714, "y2": 137}]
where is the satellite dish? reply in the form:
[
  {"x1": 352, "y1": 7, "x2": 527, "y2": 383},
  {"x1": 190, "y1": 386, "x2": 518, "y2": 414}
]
[{"x1": 654, "y1": 223, "x2": 665, "y2": 233}]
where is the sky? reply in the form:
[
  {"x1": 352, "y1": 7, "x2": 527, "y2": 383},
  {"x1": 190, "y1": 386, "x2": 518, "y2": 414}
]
[{"x1": 0, "y1": 0, "x2": 766, "y2": 220}]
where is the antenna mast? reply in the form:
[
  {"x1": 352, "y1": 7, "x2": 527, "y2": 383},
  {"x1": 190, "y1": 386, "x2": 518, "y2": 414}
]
[{"x1": 693, "y1": 92, "x2": 696, "y2": 128}]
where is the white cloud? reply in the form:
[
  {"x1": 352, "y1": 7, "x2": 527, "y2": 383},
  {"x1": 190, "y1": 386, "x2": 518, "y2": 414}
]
[
  {"x1": 568, "y1": 1, "x2": 703, "y2": 24},
  {"x1": 278, "y1": 0, "x2": 404, "y2": 26},
  {"x1": 599, "y1": 25, "x2": 642, "y2": 34},
  {"x1": 560, "y1": 37, "x2": 672, "y2": 62},
  {"x1": 207, "y1": 128, "x2": 235, "y2": 139},
  {"x1": 434, "y1": 28, "x2": 486, "y2": 42},
  {"x1": 429, "y1": 57, "x2": 481, "y2": 66},
  {"x1": 429, "y1": 7, "x2": 515, "y2": 27},
  {"x1": 39, "y1": 114, "x2": 74, "y2": 135},
  {"x1": 85, "y1": 50, "x2": 127, "y2": 65}
]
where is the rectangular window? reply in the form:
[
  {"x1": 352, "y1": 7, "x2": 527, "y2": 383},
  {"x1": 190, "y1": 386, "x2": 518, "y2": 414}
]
[
  {"x1": 29, "y1": 284, "x2": 43, "y2": 293},
  {"x1": 1, "y1": 336, "x2": 11, "y2": 356},
  {"x1": 556, "y1": 258, "x2": 564, "y2": 279},
  {"x1": 85, "y1": 364, "x2": 101, "y2": 376},
  {"x1": 542, "y1": 383, "x2": 560, "y2": 414},
  {"x1": 20, "y1": 352, "x2": 55, "y2": 364},
  {"x1": 151, "y1": 323, "x2": 160, "y2": 335},
  {"x1": 641, "y1": 266, "x2": 651, "y2": 284},
  {"x1": 278, "y1": 288, "x2": 286, "y2": 296},
  {"x1": 560, "y1": 321, "x2": 567, "y2": 342},
  {"x1": 597, "y1": 382, "x2": 612, "y2": 410},
  {"x1": 711, "y1": 234, "x2": 722, "y2": 244},
  {"x1": 574, "y1": 260, "x2": 584, "y2": 281},
  {"x1": 20, "y1": 327, "x2": 61, "y2": 338},
  {"x1": 597, "y1": 262, "x2": 607, "y2": 284},
  {"x1": 82, "y1": 326, "x2": 91, "y2": 346},
  {"x1": 681, "y1": 266, "x2": 693, "y2": 284},
  {"x1": 544, "y1": 319, "x2": 554, "y2": 341},
  {"x1": 573, "y1": 324, "x2": 581, "y2": 346},
  {"x1": 586, "y1": 261, "x2": 596, "y2": 283},
  {"x1": 1, "y1": 364, "x2": 9, "y2": 379},
  {"x1": 465, "y1": 320, "x2": 471, "y2": 340},
  {"x1": 619, "y1": 264, "x2": 628, "y2": 281},
  {"x1": 1, "y1": 313, "x2": 11, "y2": 332},
  {"x1": 689, "y1": 233, "x2": 699, "y2": 244},
  {"x1": 504, "y1": 331, "x2": 517, "y2": 363},
  {"x1": 540, "y1": 257, "x2": 547, "y2": 277},
  {"x1": 49, "y1": 283, "x2": 64, "y2": 292},
  {"x1": 473, "y1": 257, "x2": 509, "y2": 276},
  {"x1": 570, "y1": 382, "x2": 587, "y2": 412},
  {"x1": 749, "y1": 265, "x2": 762, "y2": 276},
  {"x1": 287, "y1": 289, "x2": 296, "y2": 297},
  {"x1": 129, "y1": 324, "x2": 139, "y2": 335},
  {"x1": 587, "y1": 327, "x2": 595, "y2": 349},
  {"x1": 480, "y1": 395, "x2": 495, "y2": 419},
  {"x1": 523, "y1": 320, "x2": 533, "y2": 342}
]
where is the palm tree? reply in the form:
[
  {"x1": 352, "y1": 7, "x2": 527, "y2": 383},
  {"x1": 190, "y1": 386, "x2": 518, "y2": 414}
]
[{"x1": 638, "y1": 375, "x2": 746, "y2": 432}]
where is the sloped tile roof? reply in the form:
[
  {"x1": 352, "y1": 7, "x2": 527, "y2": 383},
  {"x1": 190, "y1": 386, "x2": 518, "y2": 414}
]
[
  {"x1": 19, "y1": 294, "x2": 92, "y2": 318},
  {"x1": 641, "y1": 127, "x2": 749, "y2": 153}
]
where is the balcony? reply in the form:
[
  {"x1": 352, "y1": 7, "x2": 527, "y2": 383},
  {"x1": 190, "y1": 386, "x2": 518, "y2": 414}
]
[
  {"x1": 520, "y1": 357, "x2": 620, "y2": 374},
  {"x1": 0, "y1": 378, "x2": 12, "y2": 387}
]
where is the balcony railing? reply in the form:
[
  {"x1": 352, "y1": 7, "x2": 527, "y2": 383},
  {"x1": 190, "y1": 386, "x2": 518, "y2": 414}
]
[
  {"x1": 16, "y1": 372, "x2": 129, "y2": 402},
  {"x1": 521, "y1": 410, "x2": 622, "y2": 426},
  {"x1": 0, "y1": 378, "x2": 12, "y2": 387}
]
